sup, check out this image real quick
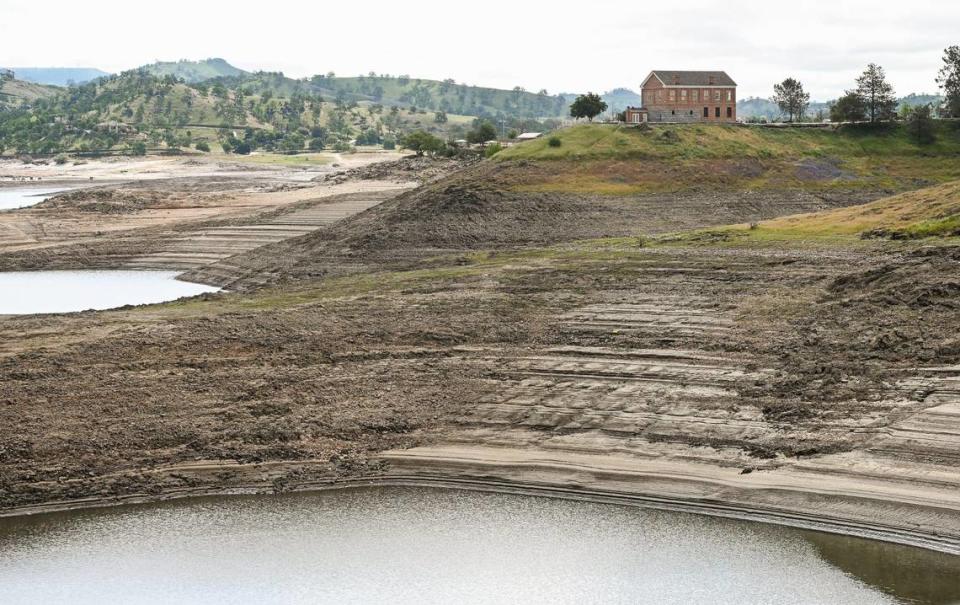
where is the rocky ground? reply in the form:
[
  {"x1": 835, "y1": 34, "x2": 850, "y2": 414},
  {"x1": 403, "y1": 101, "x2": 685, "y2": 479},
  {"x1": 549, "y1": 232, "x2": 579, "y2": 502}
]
[{"x1": 1, "y1": 152, "x2": 959, "y2": 553}]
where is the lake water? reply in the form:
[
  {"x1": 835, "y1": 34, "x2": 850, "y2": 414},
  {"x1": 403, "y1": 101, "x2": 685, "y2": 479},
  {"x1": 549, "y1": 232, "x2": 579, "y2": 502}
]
[
  {"x1": 0, "y1": 270, "x2": 220, "y2": 314},
  {"x1": 0, "y1": 187, "x2": 69, "y2": 210},
  {"x1": 0, "y1": 487, "x2": 957, "y2": 604}
]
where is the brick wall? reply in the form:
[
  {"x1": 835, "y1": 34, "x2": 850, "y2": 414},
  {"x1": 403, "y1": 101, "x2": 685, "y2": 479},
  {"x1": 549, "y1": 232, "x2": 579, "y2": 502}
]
[{"x1": 641, "y1": 77, "x2": 737, "y2": 123}]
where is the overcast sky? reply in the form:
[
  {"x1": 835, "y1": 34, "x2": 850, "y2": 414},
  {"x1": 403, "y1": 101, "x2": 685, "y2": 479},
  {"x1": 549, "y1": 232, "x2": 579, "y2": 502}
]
[{"x1": 2, "y1": 0, "x2": 956, "y2": 100}]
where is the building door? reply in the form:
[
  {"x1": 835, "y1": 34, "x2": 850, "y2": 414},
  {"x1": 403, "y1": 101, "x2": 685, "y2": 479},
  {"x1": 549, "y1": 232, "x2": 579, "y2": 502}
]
[{"x1": 703, "y1": 107, "x2": 709, "y2": 118}]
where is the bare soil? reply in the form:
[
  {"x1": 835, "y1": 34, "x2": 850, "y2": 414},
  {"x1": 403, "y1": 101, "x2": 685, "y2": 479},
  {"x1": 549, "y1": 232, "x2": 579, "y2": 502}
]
[{"x1": 1, "y1": 153, "x2": 958, "y2": 550}]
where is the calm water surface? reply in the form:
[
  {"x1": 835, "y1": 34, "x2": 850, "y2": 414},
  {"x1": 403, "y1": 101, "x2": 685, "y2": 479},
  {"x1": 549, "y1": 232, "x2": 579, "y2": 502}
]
[
  {"x1": 0, "y1": 187, "x2": 69, "y2": 210},
  {"x1": 0, "y1": 270, "x2": 219, "y2": 314},
  {"x1": 0, "y1": 487, "x2": 957, "y2": 604}
]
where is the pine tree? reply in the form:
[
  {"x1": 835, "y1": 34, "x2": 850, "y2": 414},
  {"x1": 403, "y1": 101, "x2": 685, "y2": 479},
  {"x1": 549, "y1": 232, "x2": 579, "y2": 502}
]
[
  {"x1": 772, "y1": 78, "x2": 810, "y2": 122},
  {"x1": 855, "y1": 64, "x2": 897, "y2": 123},
  {"x1": 936, "y1": 46, "x2": 960, "y2": 118}
]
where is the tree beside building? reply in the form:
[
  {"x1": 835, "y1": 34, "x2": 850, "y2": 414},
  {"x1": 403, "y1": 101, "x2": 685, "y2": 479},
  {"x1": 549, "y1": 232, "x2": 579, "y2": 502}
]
[{"x1": 772, "y1": 78, "x2": 810, "y2": 122}]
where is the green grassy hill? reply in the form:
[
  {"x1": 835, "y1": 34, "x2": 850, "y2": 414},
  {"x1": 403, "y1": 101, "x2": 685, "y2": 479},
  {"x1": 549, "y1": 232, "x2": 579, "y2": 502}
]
[
  {"x1": 142, "y1": 58, "x2": 248, "y2": 83},
  {"x1": 494, "y1": 123, "x2": 960, "y2": 194}
]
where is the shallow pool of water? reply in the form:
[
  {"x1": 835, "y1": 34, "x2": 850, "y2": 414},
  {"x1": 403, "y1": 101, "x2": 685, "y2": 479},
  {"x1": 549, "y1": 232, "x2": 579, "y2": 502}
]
[
  {"x1": 0, "y1": 487, "x2": 957, "y2": 604},
  {"x1": 0, "y1": 187, "x2": 69, "y2": 210},
  {"x1": 0, "y1": 270, "x2": 219, "y2": 314}
]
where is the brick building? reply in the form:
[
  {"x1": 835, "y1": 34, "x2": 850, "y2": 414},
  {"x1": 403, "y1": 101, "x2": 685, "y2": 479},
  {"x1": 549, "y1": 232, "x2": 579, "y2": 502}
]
[{"x1": 625, "y1": 71, "x2": 737, "y2": 124}]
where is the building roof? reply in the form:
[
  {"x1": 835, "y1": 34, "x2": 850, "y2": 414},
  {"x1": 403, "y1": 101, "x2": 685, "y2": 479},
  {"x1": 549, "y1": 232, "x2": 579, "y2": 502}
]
[
  {"x1": 516, "y1": 132, "x2": 542, "y2": 140},
  {"x1": 644, "y1": 71, "x2": 737, "y2": 87}
]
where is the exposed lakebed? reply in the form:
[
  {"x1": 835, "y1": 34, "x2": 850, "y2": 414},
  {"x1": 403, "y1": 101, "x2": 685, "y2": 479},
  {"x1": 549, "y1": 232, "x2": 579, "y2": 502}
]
[
  {"x1": 0, "y1": 487, "x2": 957, "y2": 604},
  {"x1": 0, "y1": 270, "x2": 219, "y2": 314}
]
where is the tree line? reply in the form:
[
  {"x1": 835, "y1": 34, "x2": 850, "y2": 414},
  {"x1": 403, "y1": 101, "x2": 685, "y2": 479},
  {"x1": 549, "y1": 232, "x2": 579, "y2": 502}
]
[{"x1": 771, "y1": 46, "x2": 960, "y2": 130}]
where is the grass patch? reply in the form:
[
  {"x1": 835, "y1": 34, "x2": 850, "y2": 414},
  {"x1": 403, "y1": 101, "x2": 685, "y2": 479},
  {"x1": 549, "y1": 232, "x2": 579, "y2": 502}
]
[
  {"x1": 497, "y1": 123, "x2": 960, "y2": 195},
  {"x1": 653, "y1": 180, "x2": 960, "y2": 246}
]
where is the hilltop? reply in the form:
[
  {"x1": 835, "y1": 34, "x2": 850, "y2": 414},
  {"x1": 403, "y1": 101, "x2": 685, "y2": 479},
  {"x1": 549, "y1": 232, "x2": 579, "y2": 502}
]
[{"x1": 141, "y1": 58, "x2": 248, "y2": 83}]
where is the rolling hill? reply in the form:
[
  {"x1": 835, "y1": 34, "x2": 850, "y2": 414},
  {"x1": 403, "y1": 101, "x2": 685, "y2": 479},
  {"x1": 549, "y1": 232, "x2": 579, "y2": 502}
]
[
  {"x1": 0, "y1": 75, "x2": 59, "y2": 109},
  {"x1": 6, "y1": 67, "x2": 110, "y2": 86},
  {"x1": 141, "y1": 58, "x2": 248, "y2": 83}
]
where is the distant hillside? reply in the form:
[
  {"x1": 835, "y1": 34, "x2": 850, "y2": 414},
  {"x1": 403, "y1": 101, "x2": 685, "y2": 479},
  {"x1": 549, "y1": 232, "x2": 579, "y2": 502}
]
[
  {"x1": 737, "y1": 97, "x2": 831, "y2": 120},
  {"x1": 0, "y1": 75, "x2": 59, "y2": 109},
  {"x1": 309, "y1": 75, "x2": 569, "y2": 118},
  {"x1": 0, "y1": 68, "x2": 560, "y2": 155},
  {"x1": 737, "y1": 94, "x2": 943, "y2": 121},
  {"x1": 142, "y1": 58, "x2": 248, "y2": 83},
  {"x1": 8, "y1": 67, "x2": 110, "y2": 86}
]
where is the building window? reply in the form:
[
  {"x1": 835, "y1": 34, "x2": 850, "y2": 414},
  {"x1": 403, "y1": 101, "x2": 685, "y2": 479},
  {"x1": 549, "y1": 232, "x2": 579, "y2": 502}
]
[
  {"x1": 681, "y1": 89, "x2": 687, "y2": 101},
  {"x1": 727, "y1": 90, "x2": 733, "y2": 102},
  {"x1": 714, "y1": 90, "x2": 721, "y2": 102},
  {"x1": 727, "y1": 107, "x2": 733, "y2": 118},
  {"x1": 692, "y1": 89, "x2": 699, "y2": 102},
  {"x1": 656, "y1": 90, "x2": 663, "y2": 101},
  {"x1": 715, "y1": 107, "x2": 721, "y2": 118},
  {"x1": 703, "y1": 107, "x2": 709, "y2": 118},
  {"x1": 671, "y1": 110, "x2": 675, "y2": 115},
  {"x1": 668, "y1": 90, "x2": 676, "y2": 101}
]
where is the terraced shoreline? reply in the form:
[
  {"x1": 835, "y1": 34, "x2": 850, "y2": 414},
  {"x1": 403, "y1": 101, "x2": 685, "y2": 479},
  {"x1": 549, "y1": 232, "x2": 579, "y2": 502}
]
[{"x1": 2, "y1": 146, "x2": 959, "y2": 563}]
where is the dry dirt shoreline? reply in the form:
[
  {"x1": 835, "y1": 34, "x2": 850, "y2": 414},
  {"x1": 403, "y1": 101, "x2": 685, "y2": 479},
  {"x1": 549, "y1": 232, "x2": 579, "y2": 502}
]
[{"x1": 2, "y1": 154, "x2": 959, "y2": 560}]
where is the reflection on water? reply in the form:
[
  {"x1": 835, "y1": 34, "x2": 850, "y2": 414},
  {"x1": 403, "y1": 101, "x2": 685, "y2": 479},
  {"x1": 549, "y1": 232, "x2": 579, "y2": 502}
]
[
  {"x1": 806, "y1": 530, "x2": 960, "y2": 605},
  {"x1": 1, "y1": 487, "x2": 957, "y2": 604},
  {"x1": 0, "y1": 187, "x2": 69, "y2": 210},
  {"x1": 0, "y1": 270, "x2": 219, "y2": 314}
]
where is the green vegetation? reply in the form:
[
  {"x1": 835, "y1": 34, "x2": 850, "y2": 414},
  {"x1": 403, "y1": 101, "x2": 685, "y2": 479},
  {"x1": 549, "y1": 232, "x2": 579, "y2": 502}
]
[
  {"x1": 772, "y1": 78, "x2": 810, "y2": 122},
  {"x1": 499, "y1": 122, "x2": 960, "y2": 162},
  {"x1": 0, "y1": 64, "x2": 563, "y2": 156},
  {"x1": 309, "y1": 73, "x2": 569, "y2": 119},
  {"x1": 400, "y1": 130, "x2": 444, "y2": 156},
  {"x1": 569, "y1": 93, "x2": 608, "y2": 121},
  {"x1": 495, "y1": 123, "x2": 960, "y2": 195},
  {"x1": 484, "y1": 142, "x2": 503, "y2": 158},
  {"x1": 660, "y1": 180, "x2": 960, "y2": 245},
  {"x1": 0, "y1": 76, "x2": 58, "y2": 109},
  {"x1": 141, "y1": 58, "x2": 247, "y2": 83},
  {"x1": 938, "y1": 46, "x2": 960, "y2": 118}
]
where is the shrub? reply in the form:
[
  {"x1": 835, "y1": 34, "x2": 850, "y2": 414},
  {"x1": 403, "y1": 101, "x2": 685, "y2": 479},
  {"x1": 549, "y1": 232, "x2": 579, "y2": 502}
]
[
  {"x1": 383, "y1": 137, "x2": 396, "y2": 150},
  {"x1": 548, "y1": 136, "x2": 562, "y2": 148},
  {"x1": 53, "y1": 153, "x2": 69, "y2": 165},
  {"x1": 195, "y1": 141, "x2": 211, "y2": 152},
  {"x1": 130, "y1": 141, "x2": 147, "y2": 156},
  {"x1": 484, "y1": 142, "x2": 503, "y2": 158}
]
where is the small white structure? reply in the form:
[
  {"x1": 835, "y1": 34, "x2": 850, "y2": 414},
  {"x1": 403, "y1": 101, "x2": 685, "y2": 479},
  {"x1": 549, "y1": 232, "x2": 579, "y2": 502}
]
[{"x1": 516, "y1": 132, "x2": 543, "y2": 141}]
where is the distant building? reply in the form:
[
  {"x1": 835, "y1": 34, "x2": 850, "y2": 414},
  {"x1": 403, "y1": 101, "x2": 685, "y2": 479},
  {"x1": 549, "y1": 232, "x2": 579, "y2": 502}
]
[
  {"x1": 625, "y1": 71, "x2": 737, "y2": 124},
  {"x1": 516, "y1": 132, "x2": 543, "y2": 141}
]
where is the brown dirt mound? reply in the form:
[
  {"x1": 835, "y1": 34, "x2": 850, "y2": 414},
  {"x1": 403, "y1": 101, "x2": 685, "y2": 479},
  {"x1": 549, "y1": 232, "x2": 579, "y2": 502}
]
[{"x1": 317, "y1": 155, "x2": 479, "y2": 185}]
